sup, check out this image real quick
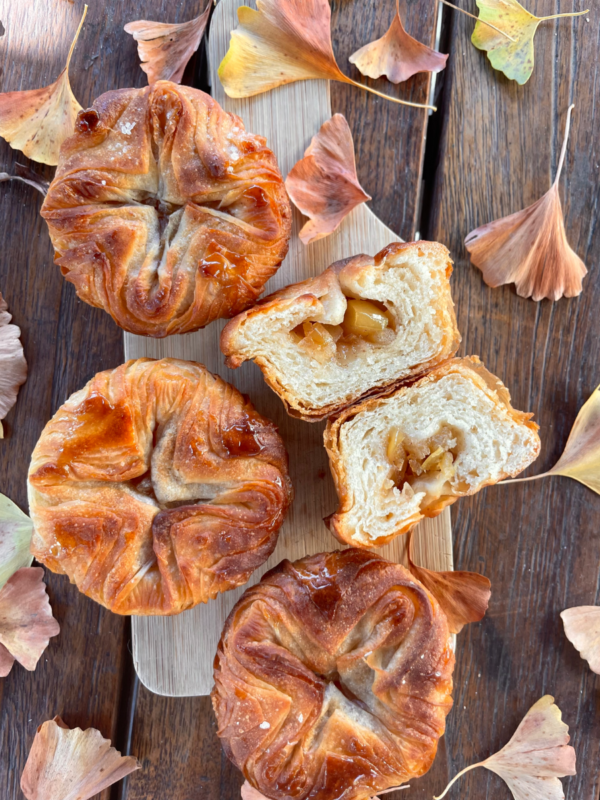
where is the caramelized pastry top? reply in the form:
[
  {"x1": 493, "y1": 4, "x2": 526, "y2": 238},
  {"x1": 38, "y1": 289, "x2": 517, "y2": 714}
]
[
  {"x1": 212, "y1": 549, "x2": 454, "y2": 800},
  {"x1": 27, "y1": 358, "x2": 292, "y2": 615},
  {"x1": 41, "y1": 82, "x2": 292, "y2": 337}
]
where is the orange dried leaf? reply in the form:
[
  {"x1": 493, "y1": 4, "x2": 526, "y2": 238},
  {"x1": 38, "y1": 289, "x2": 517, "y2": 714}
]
[
  {"x1": 407, "y1": 534, "x2": 491, "y2": 634},
  {"x1": 561, "y1": 606, "x2": 600, "y2": 674},
  {"x1": 21, "y1": 716, "x2": 140, "y2": 800},
  {"x1": 349, "y1": 0, "x2": 447, "y2": 84},
  {"x1": 218, "y1": 0, "x2": 435, "y2": 110},
  {"x1": 0, "y1": 567, "x2": 59, "y2": 677},
  {"x1": 435, "y1": 695, "x2": 576, "y2": 800},
  {"x1": 465, "y1": 105, "x2": 586, "y2": 301},
  {"x1": 124, "y1": 4, "x2": 211, "y2": 84},
  {"x1": 285, "y1": 114, "x2": 371, "y2": 244},
  {"x1": 0, "y1": 7, "x2": 86, "y2": 165},
  {"x1": 0, "y1": 292, "x2": 27, "y2": 438}
]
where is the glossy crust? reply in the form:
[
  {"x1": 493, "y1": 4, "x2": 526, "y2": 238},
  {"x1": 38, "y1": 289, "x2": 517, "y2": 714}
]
[
  {"x1": 27, "y1": 359, "x2": 293, "y2": 615},
  {"x1": 221, "y1": 241, "x2": 460, "y2": 420},
  {"x1": 41, "y1": 82, "x2": 292, "y2": 337},
  {"x1": 212, "y1": 549, "x2": 454, "y2": 800}
]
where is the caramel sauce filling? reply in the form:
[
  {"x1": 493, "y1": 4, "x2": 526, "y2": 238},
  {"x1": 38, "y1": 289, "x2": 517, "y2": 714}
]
[{"x1": 387, "y1": 427, "x2": 459, "y2": 506}]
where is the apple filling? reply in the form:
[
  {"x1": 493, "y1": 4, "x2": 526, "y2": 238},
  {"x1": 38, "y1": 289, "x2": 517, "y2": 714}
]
[{"x1": 387, "y1": 427, "x2": 459, "y2": 507}]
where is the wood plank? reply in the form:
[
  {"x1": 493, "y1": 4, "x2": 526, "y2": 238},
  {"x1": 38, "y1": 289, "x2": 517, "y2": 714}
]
[{"x1": 421, "y1": 3, "x2": 600, "y2": 799}]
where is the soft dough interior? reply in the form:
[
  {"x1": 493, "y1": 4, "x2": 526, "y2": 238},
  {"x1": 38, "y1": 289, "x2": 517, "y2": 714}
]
[{"x1": 337, "y1": 372, "x2": 539, "y2": 545}]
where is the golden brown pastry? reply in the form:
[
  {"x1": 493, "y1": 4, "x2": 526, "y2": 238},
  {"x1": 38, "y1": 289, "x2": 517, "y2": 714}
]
[
  {"x1": 41, "y1": 82, "x2": 292, "y2": 337},
  {"x1": 27, "y1": 358, "x2": 292, "y2": 615},
  {"x1": 325, "y1": 357, "x2": 541, "y2": 547},
  {"x1": 221, "y1": 241, "x2": 459, "y2": 420},
  {"x1": 212, "y1": 549, "x2": 454, "y2": 800}
]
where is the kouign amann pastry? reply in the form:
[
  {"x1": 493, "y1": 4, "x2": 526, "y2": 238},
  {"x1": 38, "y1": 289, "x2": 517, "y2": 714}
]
[
  {"x1": 27, "y1": 359, "x2": 292, "y2": 615},
  {"x1": 41, "y1": 81, "x2": 291, "y2": 337},
  {"x1": 325, "y1": 357, "x2": 540, "y2": 547},
  {"x1": 221, "y1": 242, "x2": 459, "y2": 420},
  {"x1": 212, "y1": 548, "x2": 454, "y2": 800}
]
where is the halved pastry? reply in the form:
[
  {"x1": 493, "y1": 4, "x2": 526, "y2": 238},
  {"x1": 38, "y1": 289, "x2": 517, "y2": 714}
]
[
  {"x1": 27, "y1": 358, "x2": 293, "y2": 615},
  {"x1": 325, "y1": 357, "x2": 540, "y2": 547},
  {"x1": 221, "y1": 241, "x2": 460, "y2": 420}
]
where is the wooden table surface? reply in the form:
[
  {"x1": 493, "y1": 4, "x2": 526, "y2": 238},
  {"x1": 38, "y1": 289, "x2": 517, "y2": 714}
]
[{"x1": 1, "y1": 1, "x2": 599, "y2": 799}]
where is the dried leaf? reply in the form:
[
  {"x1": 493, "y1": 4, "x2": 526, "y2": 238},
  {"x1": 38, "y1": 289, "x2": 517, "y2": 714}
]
[
  {"x1": 21, "y1": 716, "x2": 140, "y2": 800},
  {"x1": 285, "y1": 114, "x2": 370, "y2": 244},
  {"x1": 435, "y1": 695, "x2": 576, "y2": 800},
  {"x1": 218, "y1": 0, "x2": 435, "y2": 110},
  {"x1": 465, "y1": 105, "x2": 586, "y2": 301},
  {"x1": 124, "y1": 4, "x2": 211, "y2": 84},
  {"x1": 0, "y1": 291, "x2": 27, "y2": 437},
  {"x1": 349, "y1": 0, "x2": 447, "y2": 84},
  {"x1": 407, "y1": 533, "x2": 491, "y2": 634},
  {"x1": 561, "y1": 606, "x2": 600, "y2": 674},
  {"x1": 504, "y1": 382, "x2": 600, "y2": 494},
  {"x1": 472, "y1": 0, "x2": 588, "y2": 84},
  {"x1": 0, "y1": 493, "x2": 33, "y2": 590},
  {"x1": 0, "y1": 170, "x2": 48, "y2": 197},
  {"x1": 0, "y1": 567, "x2": 59, "y2": 677},
  {"x1": 0, "y1": 6, "x2": 86, "y2": 165}
]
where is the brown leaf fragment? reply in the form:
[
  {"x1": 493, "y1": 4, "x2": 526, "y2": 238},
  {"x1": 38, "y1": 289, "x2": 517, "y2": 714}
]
[
  {"x1": 124, "y1": 3, "x2": 211, "y2": 85},
  {"x1": 465, "y1": 104, "x2": 586, "y2": 301},
  {"x1": 21, "y1": 716, "x2": 140, "y2": 800},
  {"x1": 0, "y1": 7, "x2": 86, "y2": 165},
  {"x1": 561, "y1": 606, "x2": 600, "y2": 674},
  {"x1": 349, "y1": 0, "x2": 447, "y2": 83},
  {"x1": 285, "y1": 114, "x2": 371, "y2": 244},
  {"x1": 407, "y1": 533, "x2": 491, "y2": 634},
  {"x1": 0, "y1": 291, "x2": 27, "y2": 437}
]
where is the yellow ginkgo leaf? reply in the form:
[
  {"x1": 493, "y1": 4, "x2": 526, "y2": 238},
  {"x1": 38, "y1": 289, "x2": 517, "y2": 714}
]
[
  {"x1": 472, "y1": 0, "x2": 588, "y2": 85},
  {"x1": 0, "y1": 6, "x2": 87, "y2": 165}
]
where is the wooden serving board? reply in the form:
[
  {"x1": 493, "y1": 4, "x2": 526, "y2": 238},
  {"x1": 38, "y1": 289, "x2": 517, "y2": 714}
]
[{"x1": 127, "y1": 0, "x2": 453, "y2": 697}]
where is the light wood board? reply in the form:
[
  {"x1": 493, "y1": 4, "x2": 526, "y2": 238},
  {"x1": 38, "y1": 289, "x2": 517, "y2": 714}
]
[{"x1": 128, "y1": 0, "x2": 453, "y2": 697}]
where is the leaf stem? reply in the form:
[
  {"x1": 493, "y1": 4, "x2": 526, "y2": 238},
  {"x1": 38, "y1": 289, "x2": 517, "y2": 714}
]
[
  {"x1": 439, "y1": 0, "x2": 517, "y2": 42},
  {"x1": 554, "y1": 103, "x2": 575, "y2": 187},
  {"x1": 433, "y1": 763, "x2": 483, "y2": 799},
  {"x1": 66, "y1": 4, "x2": 88, "y2": 70},
  {"x1": 347, "y1": 77, "x2": 437, "y2": 111},
  {"x1": 501, "y1": 472, "x2": 551, "y2": 485},
  {"x1": 539, "y1": 9, "x2": 589, "y2": 21}
]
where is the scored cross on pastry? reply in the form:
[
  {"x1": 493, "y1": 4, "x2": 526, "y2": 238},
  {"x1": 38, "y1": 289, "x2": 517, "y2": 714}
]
[
  {"x1": 41, "y1": 82, "x2": 292, "y2": 337},
  {"x1": 27, "y1": 358, "x2": 292, "y2": 615}
]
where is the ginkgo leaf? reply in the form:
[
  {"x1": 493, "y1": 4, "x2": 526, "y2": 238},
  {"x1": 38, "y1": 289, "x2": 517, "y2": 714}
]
[
  {"x1": 472, "y1": 0, "x2": 588, "y2": 85},
  {"x1": 504, "y1": 382, "x2": 600, "y2": 494},
  {"x1": 285, "y1": 114, "x2": 371, "y2": 244},
  {"x1": 465, "y1": 104, "x2": 586, "y2": 301},
  {"x1": 349, "y1": 0, "x2": 447, "y2": 84},
  {"x1": 0, "y1": 567, "x2": 60, "y2": 677},
  {"x1": 218, "y1": 0, "x2": 435, "y2": 110},
  {"x1": 0, "y1": 493, "x2": 33, "y2": 591},
  {"x1": 435, "y1": 695, "x2": 576, "y2": 800},
  {"x1": 0, "y1": 6, "x2": 86, "y2": 165},
  {"x1": 407, "y1": 533, "x2": 491, "y2": 634},
  {"x1": 561, "y1": 606, "x2": 600, "y2": 674},
  {"x1": 124, "y1": 3, "x2": 211, "y2": 84},
  {"x1": 21, "y1": 716, "x2": 140, "y2": 800},
  {"x1": 0, "y1": 291, "x2": 27, "y2": 438}
]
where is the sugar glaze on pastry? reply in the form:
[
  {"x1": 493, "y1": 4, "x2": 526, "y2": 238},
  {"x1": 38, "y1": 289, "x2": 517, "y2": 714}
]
[
  {"x1": 41, "y1": 82, "x2": 291, "y2": 337},
  {"x1": 212, "y1": 549, "x2": 454, "y2": 800},
  {"x1": 325, "y1": 357, "x2": 540, "y2": 547},
  {"x1": 221, "y1": 242, "x2": 459, "y2": 420},
  {"x1": 27, "y1": 358, "x2": 292, "y2": 615}
]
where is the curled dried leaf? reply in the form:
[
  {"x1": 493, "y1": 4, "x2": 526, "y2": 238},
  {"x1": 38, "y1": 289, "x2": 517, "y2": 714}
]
[
  {"x1": 407, "y1": 533, "x2": 491, "y2": 634},
  {"x1": 349, "y1": 0, "x2": 447, "y2": 84},
  {"x1": 0, "y1": 6, "x2": 86, "y2": 165},
  {"x1": 561, "y1": 606, "x2": 600, "y2": 674},
  {"x1": 124, "y1": 4, "x2": 211, "y2": 84},
  {"x1": 218, "y1": 0, "x2": 435, "y2": 110},
  {"x1": 21, "y1": 716, "x2": 140, "y2": 800},
  {"x1": 0, "y1": 567, "x2": 59, "y2": 677},
  {"x1": 0, "y1": 291, "x2": 27, "y2": 437},
  {"x1": 435, "y1": 695, "x2": 576, "y2": 800},
  {"x1": 472, "y1": 0, "x2": 589, "y2": 84},
  {"x1": 465, "y1": 105, "x2": 586, "y2": 301},
  {"x1": 0, "y1": 493, "x2": 33, "y2": 590},
  {"x1": 285, "y1": 114, "x2": 370, "y2": 244}
]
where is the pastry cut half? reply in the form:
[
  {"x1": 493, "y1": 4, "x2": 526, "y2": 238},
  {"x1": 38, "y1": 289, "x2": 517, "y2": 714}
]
[
  {"x1": 325, "y1": 357, "x2": 540, "y2": 547},
  {"x1": 221, "y1": 241, "x2": 460, "y2": 420}
]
